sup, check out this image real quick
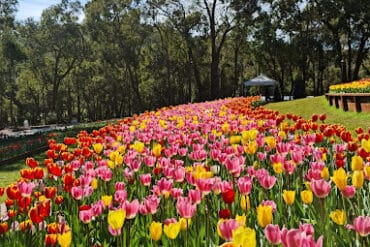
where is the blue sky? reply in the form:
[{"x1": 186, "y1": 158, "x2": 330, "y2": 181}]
[{"x1": 16, "y1": 0, "x2": 87, "y2": 21}]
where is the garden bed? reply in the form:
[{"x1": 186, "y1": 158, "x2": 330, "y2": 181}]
[{"x1": 325, "y1": 93, "x2": 370, "y2": 112}]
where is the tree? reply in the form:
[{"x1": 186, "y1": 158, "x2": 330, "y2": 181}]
[{"x1": 21, "y1": 0, "x2": 86, "y2": 123}]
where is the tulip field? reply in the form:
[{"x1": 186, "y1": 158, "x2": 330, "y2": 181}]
[{"x1": 0, "y1": 96, "x2": 370, "y2": 247}]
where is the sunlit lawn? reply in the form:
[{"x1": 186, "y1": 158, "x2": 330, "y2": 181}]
[
  {"x1": 0, "y1": 154, "x2": 45, "y2": 203},
  {"x1": 265, "y1": 95, "x2": 370, "y2": 134}
]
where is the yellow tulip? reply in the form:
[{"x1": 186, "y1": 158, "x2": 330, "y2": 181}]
[
  {"x1": 230, "y1": 135, "x2": 241, "y2": 144},
  {"x1": 163, "y1": 222, "x2": 181, "y2": 239},
  {"x1": 152, "y1": 143, "x2": 162, "y2": 157},
  {"x1": 265, "y1": 136, "x2": 276, "y2": 149},
  {"x1": 179, "y1": 218, "x2": 191, "y2": 231},
  {"x1": 352, "y1": 170, "x2": 364, "y2": 189},
  {"x1": 149, "y1": 221, "x2": 162, "y2": 241},
  {"x1": 351, "y1": 156, "x2": 364, "y2": 171},
  {"x1": 132, "y1": 141, "x2": 145, "y2": 153},
  {"x1": 244, "y1": 141, "x2": 258, "y2": 155},
  {"x1": 365, "y1": 166, "x2": 370, "y2": 178},
  {"x1": 118, "y1": 145, "x2": 126, "y2": 154},
  {"x1": 101, "y1": 195, "x2": 112, "y2": 207},
  {"x1": 300, "y1": 190, "x2": 313, "y2": 205},
  {"x1": 361, "y1": 138, "x2": 370, "y2": 153},
  {"x1": 91, "y1": 178, "x2": 98, "y2": 190},
  {"x1": 232, "y1": 226, "x2": 256, "y2": 247},
  {"x1": 321, "y1": 167, "x2": 329, "y2": 179},
  {"x1": 235, "y1": 214, "x2": 247, "y2": 227},
  {"x1": 283, "y1": 190, "x2": 296, "y2": 206},
  {"x1": 57, "y1": 230, "x2": 72, "y2": 247},
  {"x1": 273, "y1": 162, "x2": 283, "y2": 174},
  {"x1": 331, "y1": 168, "x2": 347, "y2": 191},
  {"x1": 107, "y1": 209, "x2": 126, "y2": 230},
  {"x1": 329, "y1": 209, "x2": 346, "y2": 225},
  {"x1": 222, "y1": 122, "x2": 230, "y2": 133},
  {"x1": 93, "y1": 143, "x2": 103, "y2": 154},
  {"x1": 240, "y1": 195, "x2": 250, "y2": 211},
  {"x1": 256, "y1": 205, "x2": 273, "y2": 228}
]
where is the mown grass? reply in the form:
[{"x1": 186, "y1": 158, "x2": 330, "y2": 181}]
[{"x1": 265, "y1": 96, "x2": 370, "y2": 134}]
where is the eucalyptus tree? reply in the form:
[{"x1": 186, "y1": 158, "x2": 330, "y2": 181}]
[
  {"x1": 146, "y1": 0, "x2": 208, "y2": 102},
  {"x1": 0, "y1": 0, "x2": 24, "y2": 126},
  {"x1": 312, "y1": 0, "x2": 370, "y2": 82},
  {"x1": 20, "y1": 0, "x2": 86, "y2": 123},
  {"x1": 84, "y1": 0, "x2": 147, "y2": 115}
]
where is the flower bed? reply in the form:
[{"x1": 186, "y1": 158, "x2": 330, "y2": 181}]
[
  {"x1": 327, "y1": 78, "x2": 370, "y2": 112},
  {"x1": 329, "y1": 78, "x2": 370, "y2": 94},
  {"x1": 0, "y1": 96, "x2": 369, "y2": 246}
]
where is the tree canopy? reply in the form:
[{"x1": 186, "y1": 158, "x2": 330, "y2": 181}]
[{"x1": 0, "y1": 0, "x2": 369, "y2": 127}]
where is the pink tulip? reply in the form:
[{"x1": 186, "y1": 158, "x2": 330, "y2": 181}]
[
  {"x1": 124, "y1": 199, "x2": 139, "y2": 219},
  {"x1": 237, "y1": 176, "x2": 253, "y2": 195},
  {"x1": 310, "y1": 179, "x2": 331, "y2": 198},
  {"x1": 341, "y1": 185, "x2": 356, "y2": 198},
  {"x1": 173, "y1": 167, "x2": 185, "y2": 182},
  {"x1": 157, "y1": 178, "x2": 173, "y2": 194},
  {"x1": 283, "y1": 161, "x2": 296, "y2": 175},
  {"x1": 188, "y1": 189, "x2": 202, "y2": 204},
  {"x1": 170, "y1": 188, "x2": 183, "y2": 199},
  {"x1": 108, "y1": 225, "x2": 122, "y2": 236},
  {"x1": 176, "y1": 197, "x2": 196, "y2": 218},
  {"x1": 265, "y1": 224, "x2": 281, "y2": 245},
  {"x1": 84, "y1": 161, "x2": 95, "y2": 170},
  {"x1": 128, "y1": 158, "x2": 141, "y2": 172},
  {"x1": 197, "y1": 178, "x2": 214, "y2": 195},
  {"x1": 257, "y1": 152, "x2": 266, "y2": 161},
  {"x1": 17, "y1": 181, "x2": 36, "y2": 197},
  {"x1": 140, "y1": 195, "x2": 160, "y2": 215},
  {"x1": 96, "y1": 166, "x2": 113, "y2": 182},
  {"x1": 218, "y1": 219, "x2": 239, "y2": 241},
  {"x1": 71, "y1": 186, "x2": 83, "y2": 200},
  {"x1": 114, "y1": 190, "x2": 127, "y2": 203},
  {"x1": 139, "y1": 173, "x2": 151, "y2": 186},
  {"x1": 347, "y1": 216, "x2": 370, "y2": 237},
  {"x1": 115, "y1": 182, "x2": 125, "y2": 191},
  {"x1": 143, "y1": 155, "x2": 156, "y2": 167},
  {"x1": 92, "y1": 200, "x2": 104, "y2": 216},
  {"x1": 178, "y1": 147, "x2": 188, "y2": 157},
  {"x1": 79, "y1": 209, "x2": 93, "y2": 224},
  {"x1": 79, "y1": 175, "x2": 93, "y2": 187},
  {"x1": 281, "y1": 227, "x2": 323, "y2": 247},
  {"x1": 225, "y1": 157, "x2": 242, "y2": 177},
  {"x1": 83, "y1": 186, "x2": 93, "y2": 198},
  {"x1": 258, "y1": 174, "x2": 276, "y2": 190},
  {"x1": 305, "y1": 169, "x2": 322, "y2": 181}
]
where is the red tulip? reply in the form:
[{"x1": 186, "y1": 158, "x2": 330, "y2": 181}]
[
  {"x1": 222, "y1": 189, "x2": 235, "y2": 204},
  {"x1": 219, "y1": 209, "x2": 231, "y2": 219},
  {"x1": 26, "y1": 157, "x2": 38, "y2": 168},
  {"x1": 319, "y1": 114, "x2": 326, "y2": 122},
  {"x1": 45, "y1": 187, "x2": 57, "y2": 199},
  {"x1": 30, "y1": 206, "x2": 43, "y2": 224}
]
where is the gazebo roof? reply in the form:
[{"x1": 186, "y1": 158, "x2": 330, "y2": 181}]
[{"x1": 244, "y1": 74, "x2": 277, "y2": 86}]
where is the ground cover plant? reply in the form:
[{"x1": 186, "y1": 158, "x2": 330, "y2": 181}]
[{"x1": 0, "y1": 96, "x2": 369, "y2": 246}]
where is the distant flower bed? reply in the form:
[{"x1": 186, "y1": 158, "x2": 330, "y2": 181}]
[{"x1": 329, "y1": 78, "x2": 370, "y2": 93}]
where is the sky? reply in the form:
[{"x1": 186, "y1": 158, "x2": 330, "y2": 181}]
[{"x1": 16, "y1": 0, "x2": 87, "y2": 21}]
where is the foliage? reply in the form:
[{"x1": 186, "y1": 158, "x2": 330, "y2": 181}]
[{"x1": 1, "y1": 0, "x2": 370, "y2": 128}]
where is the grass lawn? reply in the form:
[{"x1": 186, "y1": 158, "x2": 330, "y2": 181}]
[
  {"x1": 265, "y1": 95, "x2": 370, "y2": 133},
  {"x1": 0, "y1": 155, "x2": 45, "y2": 203}
]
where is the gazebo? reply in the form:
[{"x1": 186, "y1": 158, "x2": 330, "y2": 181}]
[{"x1": 243, "y1": 74, "x2": 278, "y2": 100}]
